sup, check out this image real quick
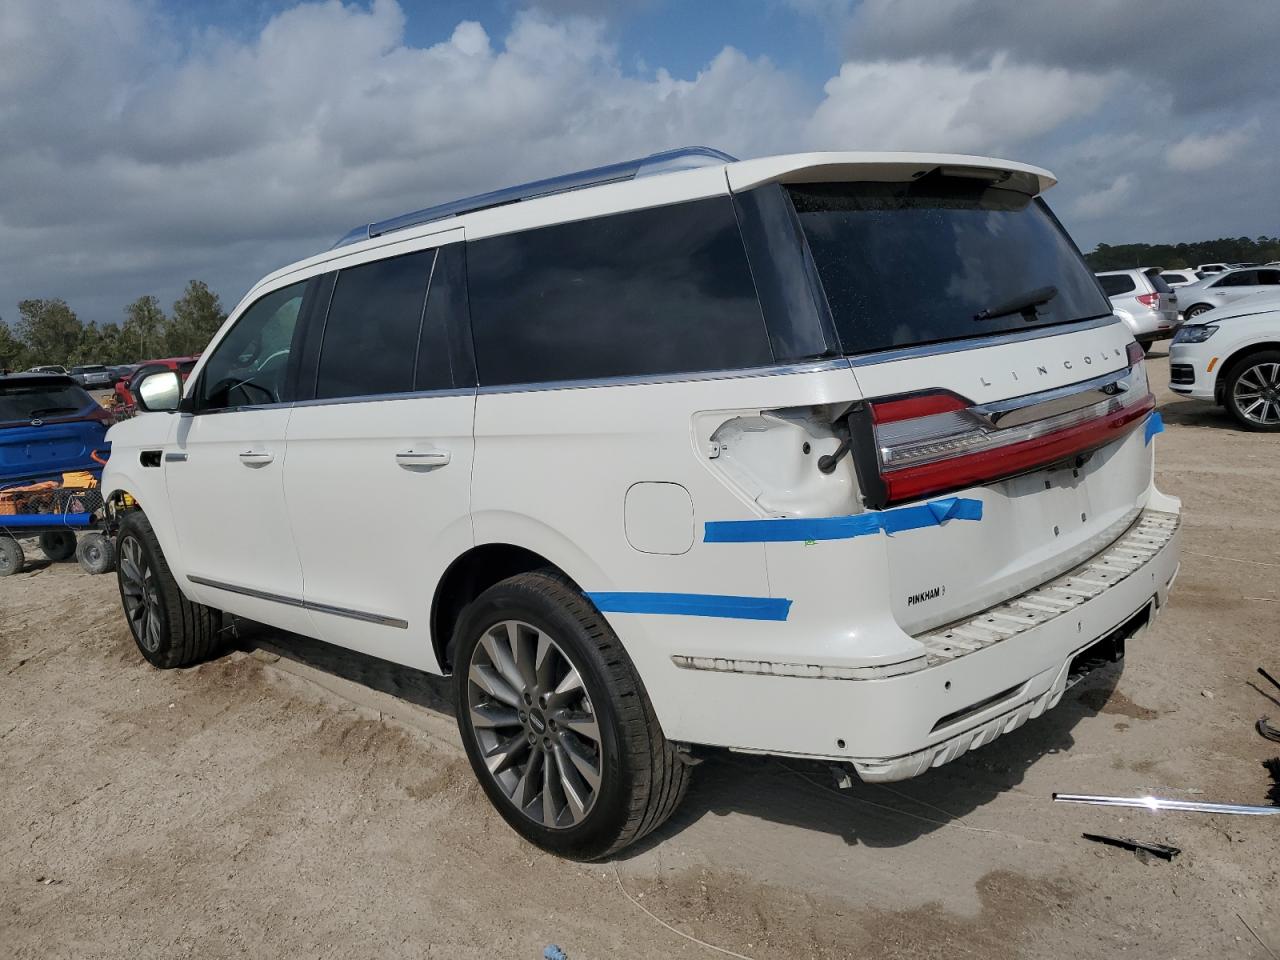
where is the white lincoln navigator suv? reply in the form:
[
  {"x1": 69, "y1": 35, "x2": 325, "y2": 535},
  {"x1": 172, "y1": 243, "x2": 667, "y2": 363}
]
[{"x1": 104, "y1": 147, "x2": 1181, "y2": 859}]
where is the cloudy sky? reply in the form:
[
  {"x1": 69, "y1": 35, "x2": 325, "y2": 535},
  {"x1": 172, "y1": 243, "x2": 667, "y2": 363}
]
[{"x1": 2, "y1": 0, "x2": 1276, "y2": 328}]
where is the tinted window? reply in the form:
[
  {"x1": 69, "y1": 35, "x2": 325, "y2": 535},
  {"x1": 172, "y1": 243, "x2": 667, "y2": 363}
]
[
  {"x1": 789, "y1": 178, "x2": 1112, "y2": 355},
  {"x1": 416, "y1": 244, "x2": 466, "y2": 390},
  {"x1": 467, "y1": 197, "x2": 771, "y2": 385},
  {"x1": 1098, "y1": 275, "x2": 1137, "y2": 296},
  {"x1": 315, "y1": 250, "x2": 434, "y2": 400},
  {"x1": 0, "y1": 381, "x2": 91, "y2": 425},
  {"x1": 198, "y1": 280, "x2": 307, "y2": 410},
  {"x1": 1162, "y1": 274, "x2": 1187, "y2": 284},
  {"x1": 1216, "y1": 271, "x2": 1258, "y2": 287},
  {"x1": 1259, "y1": 270, "x2": 1280, "y2": 285},
  {"x1": 1145, "y1": 272, "x2": 1173, "y2": 294}
]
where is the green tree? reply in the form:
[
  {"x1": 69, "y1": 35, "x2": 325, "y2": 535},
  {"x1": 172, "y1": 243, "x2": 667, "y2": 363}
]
[
  {"x1": 166, "y1": 281, "x2": 226, "y2": 356},
  {"x1": 0, "y1": 319, "x2": 28, "y2": 372},
  {"x1": 122, "y1": 295, "x2": 166, "y2": 361},
  {"x1": 15, "y1": 298, "x2": 82, "y2": 366}
]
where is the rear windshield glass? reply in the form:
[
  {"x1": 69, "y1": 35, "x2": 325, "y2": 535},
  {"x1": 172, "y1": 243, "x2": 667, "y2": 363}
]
[
  {"x1": 1099, "y1": 275, "x2": 1137, "y2": 296},
  {"x1": 1145, "y1": 272, "x2": 1173, "y2": 294},
  {"x1": 0, "y1": 382, "x2": 91, "y2": 424},
  {"x1": 788, "y1": 178, "x2": 1112, "y2": 355}
]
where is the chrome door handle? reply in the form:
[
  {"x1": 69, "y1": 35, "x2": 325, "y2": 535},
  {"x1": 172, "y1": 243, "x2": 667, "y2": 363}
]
[
  {"x1": 238, "y1": 450, "x2": 274, "y2": 466},
  {"x1": 395, "y1": 449, "x2": 450, "y2": 468}
]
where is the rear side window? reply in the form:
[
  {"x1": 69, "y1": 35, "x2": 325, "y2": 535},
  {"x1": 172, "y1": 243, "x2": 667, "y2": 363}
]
[
  {"x1": 315, "y1": 250, "x2": 434, "y2": 400},
  {"x1": 1162, "y1": 273, "x2": 1187, "y2": 284},
  {"x1": 467, "y1": 197, "x2": 771, "y2": 385},
  {"x1": 789, "y1": 178, "x2": 1113, "y2": 355},
  {"x1": 1259, "y1": 269, "x2": 1280, "y2": 285},
  {"x1": 1099, "y1": 275, "x2": 1137, "y2": 295},
  {"x1": 0, "y1": 381, "x2": 91, "y2": 425}
]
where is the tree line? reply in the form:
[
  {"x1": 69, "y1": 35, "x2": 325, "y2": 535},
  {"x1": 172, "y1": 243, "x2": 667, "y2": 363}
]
[
  {"x1": 1084, "y1": 236, "x2": 1280, "y2": 272},
  {"x1": 0, "y1": 280, "x2": 226, "y2": 372}
]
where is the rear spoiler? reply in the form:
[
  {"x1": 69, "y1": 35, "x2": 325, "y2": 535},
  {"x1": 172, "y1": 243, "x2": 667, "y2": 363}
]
[{"x1": 725, "y1": 152, "x2": 1055, "y2": 197}]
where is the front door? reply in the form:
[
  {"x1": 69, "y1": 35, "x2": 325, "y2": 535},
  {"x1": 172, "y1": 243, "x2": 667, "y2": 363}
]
[
  {"x1": 283, "y1": 233, "x2": 475, "y2": 670},
  {"x1": 165, "y1": 278, "x2": 316, "y2": 634}
]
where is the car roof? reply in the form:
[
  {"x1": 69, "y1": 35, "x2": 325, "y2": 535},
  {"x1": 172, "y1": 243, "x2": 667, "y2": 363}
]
[
  {"x1": 1095, "y1": 267, "x2": 1160, "y2": 277},
  {"x1": 0, "y1": 372, "x2": 81, "y2": 388},
  {"x1": 246, "y1": 147, "x2": 1057, "y2": 303}
]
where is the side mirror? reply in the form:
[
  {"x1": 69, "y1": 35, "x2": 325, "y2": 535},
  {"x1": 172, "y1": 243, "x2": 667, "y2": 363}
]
[{"x1": 135, "y1": 370, "x2": 182, "y2": 412}]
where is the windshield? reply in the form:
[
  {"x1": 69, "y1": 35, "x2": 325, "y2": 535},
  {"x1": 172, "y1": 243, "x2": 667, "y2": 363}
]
[
  {"x1": 788, "y1": 178, "x2": 1113, "y2": 355},
  {"x1": 0, "y1": 382, "x2": 91, "y2": 423}
]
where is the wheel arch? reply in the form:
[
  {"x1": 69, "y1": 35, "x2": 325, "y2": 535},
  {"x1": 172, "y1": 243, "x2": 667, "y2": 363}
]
[
  {"x1": 431, "y1": 542, "x2": 593, "y2": 674},
  {"x1": 1214, "y1": 340, "x2": 1280, "y2": 402}
]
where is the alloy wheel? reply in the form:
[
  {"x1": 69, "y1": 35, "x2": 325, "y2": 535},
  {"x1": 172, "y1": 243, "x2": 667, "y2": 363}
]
[
  {"x1": 465, "y1": 620, "x2": 603, "y2": 829},
  {"x1": 1232, "y1": 362, "x2": 1280, "y2": 426},
  {"x1": 119, "y1": 536, "x2": 162, "y2": 652}
]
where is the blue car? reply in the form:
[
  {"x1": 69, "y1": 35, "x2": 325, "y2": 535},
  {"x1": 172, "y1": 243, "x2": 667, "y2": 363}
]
[{"x1": 0, "y1": 373, "x2": 112, "y2": 485}]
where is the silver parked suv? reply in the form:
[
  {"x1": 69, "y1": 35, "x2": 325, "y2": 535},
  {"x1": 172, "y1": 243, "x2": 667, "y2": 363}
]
[
  {"x1": 1095, "y1": 268, "x2": 1180, "y2": 347},
  {"x1": 1174, "y1": 266, "x2": 1280, "y2": 320}
]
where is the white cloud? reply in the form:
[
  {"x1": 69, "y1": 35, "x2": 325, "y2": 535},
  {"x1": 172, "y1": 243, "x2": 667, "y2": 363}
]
[
  {"x1": 1068, "y1": 174, "x2": 1132, "y2": 220},
  {"x1": 807, "y1": 54, "x2": 1114, "y2": 154},
  {"x1": 1166, "y1": 122, "x2": 1259, "y2": 173}
]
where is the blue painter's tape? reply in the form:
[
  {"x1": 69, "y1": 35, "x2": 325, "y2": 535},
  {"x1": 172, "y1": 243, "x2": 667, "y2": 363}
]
[
  {"x1": 587, "y1": 591, "x2": 792, "y2": 621},
  {"x1": 703, "y1": 496, "x2": 983, "y2": 544},
  {"x1": 1144, "y1": 411, "x2": 1164, "y2": 445}
]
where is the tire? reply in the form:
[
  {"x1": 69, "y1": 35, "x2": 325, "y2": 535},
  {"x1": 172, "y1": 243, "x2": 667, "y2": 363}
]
[
  {"x1": 1183, "y1": 303, "x2": 1213, "y2": 320},
  {"x1": 1223, "y1": 349, "x2": 1280, "y2": 432},
  {"x1": 0, "y1": 538, "x2": 23, "y2": 577},
  {"x1": 38, "y1": 530, "x2": 77, "y2": 562},
  {"x1": 76, "y1": 532, "x2": 116, "y2": 575},
  {"x1": 116, "y1": 510, "x2": 221, "y2": 668},
  {"x1": 453, "y1": 570, "x2": 689, "y2": 860}
]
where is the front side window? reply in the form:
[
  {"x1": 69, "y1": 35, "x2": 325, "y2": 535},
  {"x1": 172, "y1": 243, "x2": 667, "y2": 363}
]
[
  {"x1": 314, "y1": 250, "x2": 434, "y2": 400},
  {"x1": 467, "y1": 197, "x2": 771, "y2": 385},
  {"x1": 789, "y1": 177, "x2": 1113, "y2": 355},
  {"x1": 1215, "y1": 271, "x2": 1258, "y2": 287},
  {"x1": 1258, "y1": 269, "x2": 1280, "y2": 285},
  {"x1": 197, "y1": 280, "x2": 307, "y2": 410}
]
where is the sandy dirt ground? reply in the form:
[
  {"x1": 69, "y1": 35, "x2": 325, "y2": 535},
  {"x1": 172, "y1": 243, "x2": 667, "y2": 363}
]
[{"x1": 3, "y1": 355, "x2": 1278, "y2": 960}]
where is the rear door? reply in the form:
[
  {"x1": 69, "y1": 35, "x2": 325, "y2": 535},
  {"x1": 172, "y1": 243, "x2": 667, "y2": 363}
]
[
  {"x1": 283, "y1": 231, "x2": 475, "y2": 671},
  {"x1": 785, "y1": 174, "x2": 1157, "y2": 632},
  {"x1": 165, "y1": 278, "x2": 318, "y2": 635}
]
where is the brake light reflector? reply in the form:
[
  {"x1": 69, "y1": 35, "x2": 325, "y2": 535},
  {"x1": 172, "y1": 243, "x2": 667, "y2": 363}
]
[
  {"x1": 1136, "y1": 293, "x2": 1158, "y2": 307},
  {"x1": 858, "y1": 359, "x2": 1155, "y2": 508}
]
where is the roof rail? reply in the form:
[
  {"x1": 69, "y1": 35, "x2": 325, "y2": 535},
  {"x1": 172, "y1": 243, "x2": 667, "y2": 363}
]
[{"x1": 331, "y1": 145, "x2": 738, "y2": 249}]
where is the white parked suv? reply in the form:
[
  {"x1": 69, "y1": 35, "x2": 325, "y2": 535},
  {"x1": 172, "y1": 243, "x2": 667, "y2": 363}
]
[
  {"x1": 103, "y1": 148, "x2": 1181, "y2": 859},
  {"x1": 1168, "y1": 293, "x2": 1280, "y2": 430},
  {"x1": 1176, "y1": 266, "x2": 1280, "y2": 320}
]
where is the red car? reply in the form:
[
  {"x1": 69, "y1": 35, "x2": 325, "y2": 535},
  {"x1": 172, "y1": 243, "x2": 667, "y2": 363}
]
[{"x1": 114, "y1": 356, "x2": 199, "y2": 411}]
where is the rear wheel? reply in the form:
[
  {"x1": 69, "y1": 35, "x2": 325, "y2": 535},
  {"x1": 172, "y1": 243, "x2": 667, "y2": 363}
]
[
  {"x1": 453, "y1": 570, "x2": 689, "y2": 860},
  {"x1": 38, "y1": 531, "x2": 77, "y2": 562},
  {"x1": 0, "y1": 538, "x2": 23, "y2": 577},
  {"x1": 116, "y1": 511, "x2": 221, "y2": 667},
  {"x1": 1183, "y1": 303, "x2": 1212, "y2": 320},
  {"x1": 1224, "y1": 350, "x2": 1280, "y2": 432}
]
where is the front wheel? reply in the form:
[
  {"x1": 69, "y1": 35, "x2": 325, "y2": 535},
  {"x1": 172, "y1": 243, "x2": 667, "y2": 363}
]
[
  {"x1": 1224, "y1": 350, "x2": 1280, "y2": 432},
  {"x1": 453, "y1": 571, "x2": 689, "y2": 860},
  {"x1": 1183, "y1": 303, "x2": 1212, "y2": 320},
  {"x1": 116, "y1": 511, "x2": 222, "y2": 667}
]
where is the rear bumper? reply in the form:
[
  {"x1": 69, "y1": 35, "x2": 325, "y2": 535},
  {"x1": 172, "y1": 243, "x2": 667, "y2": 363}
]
[{"x1": 668, "y1": 509, "x2": 1181, "y2": 778}]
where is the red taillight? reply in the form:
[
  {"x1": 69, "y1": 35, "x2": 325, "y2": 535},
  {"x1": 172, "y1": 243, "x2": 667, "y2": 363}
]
[
  {"x1": 870, "y1": 391, "x2": 969, "y2": 424},
  {"x1": 1126, "y1": 340, "x2": 1145, "y2": 366},
  {"x1": 859, "y1": 360, "x2": 1154, "y2": 507},
  {"x1": 1135, "y1": 293, "x2": 1158, "y2": 307}
]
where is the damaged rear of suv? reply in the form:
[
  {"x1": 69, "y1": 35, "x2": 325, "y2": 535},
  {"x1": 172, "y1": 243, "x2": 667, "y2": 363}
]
[{"x1": 103, "y1": 148, "x2": 1179, "y2": 859}]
